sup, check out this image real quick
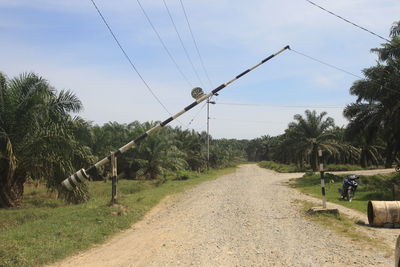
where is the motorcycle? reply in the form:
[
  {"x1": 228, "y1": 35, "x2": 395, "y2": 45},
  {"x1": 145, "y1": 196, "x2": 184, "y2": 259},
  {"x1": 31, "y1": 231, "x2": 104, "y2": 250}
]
[{"x1": 338, "y1": 174, "x2": 359, "y2": 202}]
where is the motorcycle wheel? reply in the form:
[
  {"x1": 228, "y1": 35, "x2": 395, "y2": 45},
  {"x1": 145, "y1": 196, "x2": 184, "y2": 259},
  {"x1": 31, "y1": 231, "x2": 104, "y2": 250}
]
[{"x1": 347, "y1": 188, "x2": 353, "y2": 202}]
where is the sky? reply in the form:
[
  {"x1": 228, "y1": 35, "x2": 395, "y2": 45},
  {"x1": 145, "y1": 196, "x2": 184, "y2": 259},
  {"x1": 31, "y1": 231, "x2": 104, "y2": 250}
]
[{"x1": 1, "y1": 0, "x2": 399, "y2": 139}]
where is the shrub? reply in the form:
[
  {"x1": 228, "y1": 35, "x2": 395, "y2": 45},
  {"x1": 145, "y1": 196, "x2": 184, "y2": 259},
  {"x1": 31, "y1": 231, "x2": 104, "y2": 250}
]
[
  {"x1": 173, "y1": 170, "x2": 196, "y2": 181},
  {"x1": 258, "y1": 161, "x2": 304, "y2": 173}
]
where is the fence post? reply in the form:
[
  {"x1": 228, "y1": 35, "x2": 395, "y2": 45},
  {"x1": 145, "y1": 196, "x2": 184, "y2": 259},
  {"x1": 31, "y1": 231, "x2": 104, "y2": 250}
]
[
  {"x1": 318, "y1": 149, "x2": 326, "y2": 209},
  {"x1": 111, "y1": 152, "x2": 117, "y2": 205}
]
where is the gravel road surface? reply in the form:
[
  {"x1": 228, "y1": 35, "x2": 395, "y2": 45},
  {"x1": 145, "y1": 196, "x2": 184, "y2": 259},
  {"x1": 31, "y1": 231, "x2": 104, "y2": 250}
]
[{"x1": 52, "y1": 165, "x2": 395, "y2": 267}]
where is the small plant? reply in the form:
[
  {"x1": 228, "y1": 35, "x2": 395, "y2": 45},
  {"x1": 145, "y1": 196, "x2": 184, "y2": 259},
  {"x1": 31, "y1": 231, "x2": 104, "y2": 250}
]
[{"x1": 174, "y1": 170, "x2": 192, "y2": 181}]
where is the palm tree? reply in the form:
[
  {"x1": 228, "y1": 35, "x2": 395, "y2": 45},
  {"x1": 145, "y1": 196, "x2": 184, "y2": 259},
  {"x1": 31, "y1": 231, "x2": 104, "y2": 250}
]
[
  {"x1": 129, "y1": 123, "x2": 187, "y2": 180},
  {"x1": 174, "y1": 128, "x2": 207, "y2": 172},
  {"x1": 0, "y1": 72, "x2": 93, "y2": 207},
  {"x1": 371, "y1": 21, "x2": 400, "y2": 62},
  {"x1": 344, "y1": 56, "x2": 400, "y2": 167},
  {"x1": 287, "y1": 110, "x2": 346, "y2": 171}
]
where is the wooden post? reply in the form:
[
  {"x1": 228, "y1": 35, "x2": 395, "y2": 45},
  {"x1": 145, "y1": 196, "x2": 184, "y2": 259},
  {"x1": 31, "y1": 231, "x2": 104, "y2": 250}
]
[
  {"x1": 318, "y1": 149, "x2": 326, "y2": 209},
  {"x1": 111, "y1": 153, "x2": 117, "y2": 205}
]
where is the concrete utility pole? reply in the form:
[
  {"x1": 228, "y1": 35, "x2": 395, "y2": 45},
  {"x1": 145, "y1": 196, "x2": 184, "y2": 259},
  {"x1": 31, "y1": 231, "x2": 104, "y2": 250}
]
[
  {"x1": 207, "y1": 98, "x2": 215, "y2": 169},
  {"x1": 111, "y1": 152, "x2": 117, "y2": 205},
  {"x1": 318, "y1": 149, "x2": 326, "y2": 209}
]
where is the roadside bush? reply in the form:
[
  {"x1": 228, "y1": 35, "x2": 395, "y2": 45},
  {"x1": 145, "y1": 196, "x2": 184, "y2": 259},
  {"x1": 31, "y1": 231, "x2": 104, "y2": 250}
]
[
  {"x1": 258, "y1": 161, "x2": 304, "y2": 173},
  {"x1": 325, "y1": 164, "x2": 363, "y2": 171},
  {"x1": 173, "y1": 170, "x2": 198, "y2": 181}
]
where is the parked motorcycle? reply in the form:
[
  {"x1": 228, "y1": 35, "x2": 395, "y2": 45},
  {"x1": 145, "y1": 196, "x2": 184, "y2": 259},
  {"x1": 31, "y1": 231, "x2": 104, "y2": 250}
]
[{"x1": 338, "y1": 174, "x2": 359, "y2": 202}]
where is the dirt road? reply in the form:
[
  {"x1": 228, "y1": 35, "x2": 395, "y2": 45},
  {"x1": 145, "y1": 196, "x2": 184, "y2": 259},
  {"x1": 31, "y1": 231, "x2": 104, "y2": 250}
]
[{"x1": 52, "y1": 165, "x2": 395, "y2": 266}]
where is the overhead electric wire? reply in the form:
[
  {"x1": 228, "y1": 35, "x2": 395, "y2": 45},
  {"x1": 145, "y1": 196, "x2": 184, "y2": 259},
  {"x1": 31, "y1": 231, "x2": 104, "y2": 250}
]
[
  {"x1": 305, "y1": 0, "x2": 390, "y2": 42},
  {"x1": 288, "y1": 47, "x2": 400, "y2": 96},
  {"x1": 215, "y1": 102, "x2": 344, "y2": 109},
  {"x1": 136, "y1": 0, "x2": 194, "y2": 88},
  {"x1": 188, "y1": 101, "x2": 207, "y2": 125},
  {"x1": 179, "y1": 0, "x2": 213, "y2": 88},
  {"x1": 89, "y1": 0, "x2": 172, "y2": 115},
  {"x1": 162, "y1": 0, "x2": 204, "y2": 89},
  {"x1": 210, "y1": 118, "x2": 287, "y2": 125}
]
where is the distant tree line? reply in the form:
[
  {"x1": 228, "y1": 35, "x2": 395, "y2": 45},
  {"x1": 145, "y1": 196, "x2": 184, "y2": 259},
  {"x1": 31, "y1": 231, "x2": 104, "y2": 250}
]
[{"x1": 1, "y1": 21, "x2": 399, "y2": 208}]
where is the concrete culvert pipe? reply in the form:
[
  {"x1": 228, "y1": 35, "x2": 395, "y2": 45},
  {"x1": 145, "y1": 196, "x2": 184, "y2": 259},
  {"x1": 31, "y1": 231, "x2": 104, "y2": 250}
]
[{"x1": 368, "y1": 201, "x2": 400, "y2": 227}]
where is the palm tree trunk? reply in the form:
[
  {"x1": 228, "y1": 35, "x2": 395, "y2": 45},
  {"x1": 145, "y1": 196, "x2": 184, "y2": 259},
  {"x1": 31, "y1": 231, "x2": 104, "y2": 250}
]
[
  {"x1": 0, "y1": 139, "x2": 24, "y2": 208},
  {"x1": 311, "y1": 145, "x2": 318, "y2": 171},
  {"x1": 0, "y1": 164, "x2": 25, "y2": 208},
  {"x1": 360, "y1": 148, "x2": 367, "y2": 168},
  {"x1": 0, "y1": 178, "x2": 24, "y2": 208},
  {"x1": 384, "y1": 142, "x2": 395, "y2": 168}
]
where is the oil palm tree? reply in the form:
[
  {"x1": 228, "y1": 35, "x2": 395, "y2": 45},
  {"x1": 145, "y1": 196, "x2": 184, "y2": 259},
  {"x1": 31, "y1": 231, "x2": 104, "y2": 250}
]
[
  {"x1": 0, "y1": 72, "x2": 93, "y2": 207},
  {"x1": 129, "y1": 123, "x2": 187, "y2": 180},
  {"x1": 344, "y1": 57, "x2": 400, "y2": 167},
  {"x1": 287, "y1": 110, "x2": 347, "y2": 171},
  {"x1": 372, "y1": 21, "x2": 400, "y2": 62}
]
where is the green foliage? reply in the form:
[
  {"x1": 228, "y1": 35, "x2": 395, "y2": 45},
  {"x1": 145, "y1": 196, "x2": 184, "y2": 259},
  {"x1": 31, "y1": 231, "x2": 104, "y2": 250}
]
[
  {"x1": 209, "y1": 138, "x2": 247, "y2": 169},
  {"x1": 85, "y1": 122, "x2": 244, "y2": 181},
  {"x1": 324, "y1": 164, "x2": 364, "y2": 171},
  {"x1": 344, "y1": 23, "x2": 400, "y2": 168},
  {"x1": 0, "y1": 168, "x2": 236, "y2": 266},
  {"x1": 0, "y1": 72, "x2": 94, "y2": 207},
  {"x1": 258, "y1": 161, "x2": 368, "y2": 173},
  {"x1": 173, "y1": 170, "x2": 198, "y2": 180},
  {"x1": 293, "y1": 171, "x2": 400, "y2": 214},
  {"x1": 258, "y1": 161, "x2": 304, "y2": 173}
]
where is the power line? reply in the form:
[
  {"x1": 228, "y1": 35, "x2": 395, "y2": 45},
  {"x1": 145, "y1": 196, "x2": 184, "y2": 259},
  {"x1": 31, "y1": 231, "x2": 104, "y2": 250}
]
[
  {"x1": 290, "y1": 48, "x2": 360, "y2": 79},
  {"x1": 136, "y1": 0, "x2": 193, "y2": 88},
  {"x1": 210, "y1": 118, "x2": 288, "y2": 125},
  {"x1": 162, "y1": 0, "x2": 204, "y2": 89},
  {"x1": 289, "y1": 47, "x2": 400, "y2": 96},
  {"x1": 305, "y1": 0, "x2": 390, "y2": 42},
  {"x1": 188, "y1": 101, "x2": 207, "y2": 125},
  {"x1": 89, "y1": 0, "x2": 172, "y2": 115},
  {"x1": 215, "y1": 102, "x2": 345, "y2": 109},
  {"x1": 179, "y1": 0, "x2": 213, "y2": 89}
]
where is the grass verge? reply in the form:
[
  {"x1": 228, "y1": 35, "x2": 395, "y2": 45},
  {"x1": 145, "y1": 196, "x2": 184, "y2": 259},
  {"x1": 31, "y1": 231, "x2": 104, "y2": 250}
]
[
  {"x1": 0, "y1": 167, "x2": 236, "y2": 266},
  {"x1": 292, "y1": 171, "x2": 400, "y2": 214},
  {"x1": 258, "y1": 161, "x2": 304, "y2": 172},
  {"x1": 300, "y1": 200, "x2": 392, "y2": 257},
  {"x1": 258, "y1": 161, "x2": 383, "y2": 173}
]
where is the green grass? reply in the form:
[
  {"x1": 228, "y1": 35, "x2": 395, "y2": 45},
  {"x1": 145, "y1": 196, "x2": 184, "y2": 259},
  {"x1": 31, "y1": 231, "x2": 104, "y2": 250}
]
[
  {"x1": 324, "y1": 164, "x2": 385, "y2": 171},
  {"x1": 0, "y1": 167, "x2": 236, "y2": 266},
  {"x1": 258, "y1": 161, "x2": 304, "y2": 172},
  {"x1": 259, "y1": 161, "x2": 383, "y2": 173},
  {"x1": 292, "y1": 171, "x2": 400, "y2": 214}
]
